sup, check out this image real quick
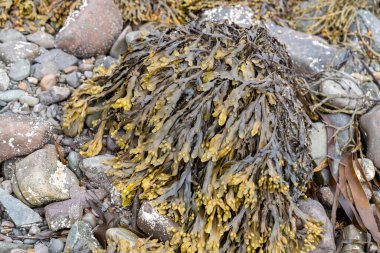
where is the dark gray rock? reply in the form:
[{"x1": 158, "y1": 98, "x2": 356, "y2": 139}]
[
  {"x1": 0, "y1": 29, "x2": 26, "y2": 43},
  {"x1": 38, "y1": 86, "x2": 71, "y2": 105},
  {"x1": 64, "y1": 221, "x2": 100, "y2": 252},
  {"x1": 360, "y1": 105, "x2": 380, "y2": 168},
  {"x1": 0, "y1": 69, "x2": 10, "y2": 91},
  {"x1": 9, "y1": 60, "x2": 30, "y2": 81},
  {"x1": 109, "y1": 26, "x2": 131, "y2": 58},
  {"x1": 26, "y1": 31, "x2": 54, "y2": 49},
  {"x1": 34, "y1": 49, "x2": 78, "y2": 71},
  {"x1": 32, "y1": 61, "x2": 59, "y2": 80},
  {"x1": 45, "y1": 199, "x2": 83, "y2": 231},
  {"x1": 0, "y1": 41, "x2": 40, "y2": 65},
  {"x1": 0, "y1": 90, "x2": 27, "y2": 102},
  {"x1": 0, "y1": 188, "x2": 42, "y2": 226},
  {"x1": 65, "y1": 72, "x2": 80, "y2": 88},
  {"x1": 317, "y1": 186, "x2": 335, "y2": 208}
]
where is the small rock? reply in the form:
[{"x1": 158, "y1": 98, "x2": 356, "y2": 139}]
[
  {"x1": 34, "y1": 49, "x2": 78, "y2": 71},
  {"x1": 94, "y1": 56, "x2": 116, "y2": 69},
  {"x1": 49, "y1": 239, "x2": 65, "y2": 253},
  {"x1": 38, "y1": 86, "x2": 71, "y2": 105},
  {"x1": 1, "y1": 220, "x2": 15, "y2": 228},
  {"x1": 67, "y1": 151, "x2": 82, "y2": 178},
  {"x1": 84, "y1": 71, "x2": 93, "y2": 79},
  {"x1": 106, "y1": 228, "x2": 139, "y2": 249},
  {"x1": 80, "y1": 154, "x2": 115, "y2": 178},
  {"x1": 40, "y1": 74, "x2": 57, "y2": 91},
  {"x1": 360, "y1": 105, "x2": 380, "y2": 168},
  {"x1": 69, "y1": 185, "x2": 90, "y2": 208},
  {"x1": 82, "y1": 212, "x2": 97, "y2": 228},
  {"x1": 9, "y1": 60, "x2": 30, "y2": 81},
  {"x1": 0, "y1": 188, "x2": 42, "y2": 226},
  {"x1": 55, "y1": 0, "x2": 123, "y2": 58},
  {"x1": 28, "y1": 225, "x2": 40, "y2": 235},
  {"x1": 27, "y1": 77, "x2": 38, "y2": 85},
  {"x1": 45, "y1": 199, "x2": 83, "y2": 231},
  {"x1": 9, "y1": 249, "x2": 27, "y2": 253},
  {"x1": 109, "y1": 26, "x2": 131, "y2": 58},
  {"x1": 63, "y1": 66, "x2": 78, "y2": 74},
  {"x1": 0, "y1": 234, "x2": 13, "y2": 243},
  {"x1": 0, "y1": 41, "x2": 40, "y2": 65},
  {"x1": 32, "y1": 61, "x2": 59, "y2": 80},
  {"x1": 17, "y1": 82, "x2": 28, "y2": 91},
  {"x1": 298, "y1": 199, "x2": 336, "y2": 253},
  {"x1": 34, "y1": 243, "x2": 49, "y2": 253},
  {"x1": 0, "y1": 114, "x2": 52, "y2": 162},
  {"x1": 64, "y1": 221, "x2": 100, "y2": 252},
  {"x1": 0, "y1": 90, "x2": 27, "y2": 102},
  {"x1": 0, "y1": 180, "x2": 12, "y2": 194},
  {"x1": 26, "y1": 31, "x2": 54, "y2": 49},
  {"x1": 12, "y1": 145, "x2": 79, "y2": 206},
  {"x1": 317, "y1": 186, "x2": 335, "y2": 208},
  {"x1": 355, "y1": 158, "x2": 376, "y2": 182},
  {"x1": 137, "y1": 202, "x2": 179, "y2": 242},
  {"x1": 65, "y1": 72, "x2": 80, "y2": 88},
  {"x1": 78, "y1": 64, "x2": 94, "y2": 72},
  {"x1": 19, "y1": 96, "x2": 39, "y2": 107},
  {"x1": 0, "y1": 242, "x2": 32, "y2": 253},
  {"x1": 0, "y1": 29, "x2": 26, "y2": 43},
  {"x1": 310, "y1": 122, "x2": 327, "y2": 165},
  {"x1": 0, "y1": 69, "x2": 10, "y2": 91}
]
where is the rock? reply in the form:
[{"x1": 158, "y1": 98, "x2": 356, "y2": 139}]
[
  {"x1": 125, "y1": 31, "x2": 143, "y2": 45},
  {"x1": 109, "y1": 26, "x2": 131, "y2": 58},
  {"x1": 0, "y1": 180, "x2": 12, "y2": 195},
  {"x1": 1, "y1": 158, "x2": 22, "y2": 180},
  {"x1": 49, "y1": 239, "x2": 65, "y2": 253},
  {"x1": 12, "y1": 144, "x2": 79, "y2": 206},
  {"x1": 19, "y1": 96, "x2": 39, "y2": 107},
  {"x1": 32, "y1": 61, "x2": 59, "y2": 80},
  {"x1": 0, "y1": 90, "x2": 27, "y2": 102},
  {"x1": 0, "y1": 114, "x2": 52, "y2": 162},
  {"x1": 9, "y1": 60, "x2": 30, "y2": 81},
  {"x1": 34, "y1": 243, "x2": 49, "y2": 253},
  {"x1": 38, "y1": 86, "x2": 71, "y2": 105},
  {"x1": 69, "y1": 185, "x2": 90, "y2": 208},
  {"x1": 355, "y1": 158, "x2": 376, "y2": 182},
  {"x1": 320, "y1": 77, "x2": 364, "y2": 110},
  {"x1": 0, "y1": 242, "x2": 32, "y2": 253},
  {"x1": 202, "y1": 4, "x2": 254, "y2": 28},
  {"x1": 26, "y1": 31, "x2": 54, "y2": 49},
  {"x1": 360, "y1": 105, "x2": 380, "y2": 168},
  {"x1": 28, "y1": 225, "x2": 40, "y2": 235},
  {"x1": 310, "y1": 122, "x2": 327, "y2": 165},
  {"x1": 317, "y1": 186, "x2": 335, "y2": 208},
  {"x1": 0, "y1": 188, "x2": 42, "y2": 226},
  {"x1": 341, "y1": 225, "x2": 366, "y2": 252},
  {"x1": 84, "y1": 71, "x2": 92, "y2": 79},
  {"x1": 40, "y1": 74, "x2": 57, "y2": 91},
  {"x1": 0, "y1": 41, "x2": 40, "y2": 65},
  {"x1": 67, "y1": 151, "x2": 82, "y2": 178},
  {"x1": 65, "y1": 72, "x2": 80, "y2": 88},
  {"x1": 80, "y1": 154, "x2": 114, "y2": 178},
  {"x1": 106, "y1": 228, "x2": 139, "y2": 249},
  {"x1": 82, "y1": 212, "x2": 97, "y2": 228},
  {"x1": 298, "y1": 199, "x2": 335, "y2": 253},
  {"x1": 0, "y1": 29, "x2": 26, "y2": 43},
  {"x1": 34, "y1": 49, "x2": 78, "y2": 71},
  {"x1": 94, "y1": 56, "x2": 116, "y2": 69},
  {"x1": 265, "y1": 21, "x2": 348, "y2": 75},
  {"x1": 78, "y1": 64, "x2": 94, "y2": 73},
  {"x1": 45, "y1": 199, "x2": 83, "y2": 231},
  {"x1": 137, "y1": 202, "x2": 179, "y2": 242},
  {"x1": 63, "y1": 66, "x2": 78, "y2": 74},
  {"x1": 64, "y1": 221, "x2": 100, "y2": 252},
  {"x1": 0, "y1": 69, "x2": 10, "y2": 91},
  {"x1": 55, "y1": 0, "x2": 123, "y2": 58}
]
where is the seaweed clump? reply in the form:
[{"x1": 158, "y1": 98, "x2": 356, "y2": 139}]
[{"x1": 63, "y1": 20, "x2": 322, "y2": 252}]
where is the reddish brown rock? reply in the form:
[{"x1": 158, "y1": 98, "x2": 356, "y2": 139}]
[
  {"x1": 55, "y1": 0, "x2": 123, "y2": 58},
  {"x1": 40, "y1": 74, "x2": 57, "y2": 91},
  {"x1": 0, "y1": 114, "x2": 52, "y2": 162}
]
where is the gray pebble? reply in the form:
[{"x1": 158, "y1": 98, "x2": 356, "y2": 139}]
[
  {"x1": 28, "y1": 225, "x2": 40, "y2": 235},
  {"x1": 38, "y1": 86, "x2": 71, "y2": 105},
  {"x1": 27, "y1": 77, "x2": 38, "y2": 85},
  {"x1": 78, "y1": 64, "x2": 94, "y2": 72},
  {"x1": 9, "y1": 60, "x2": 30, "y2": 81},
  {"x1": 67, "y1": 151, "x2": 82, "y2": 178},
  {"x1": 0, "y1": 180, "x2": 12, "y2": 194},
  {"x1": 19, "y1": 96, "x2": 39, "y2": 106},
  {"x1": 23, "y1": 239, "x2": 37, "y2": 244},
  {"x1": 0, "y1": 90, "x2": 27, "y2": 102},
  {"x1": 26, "y1": 31, "x2": 54, "y2": 49},
  {"x1": 0, "y1": 29, "x2": 26, "y2": 43},
  {"x1": 84, "y1": 71, "x2": 93, "y2": 79},
  {"x1": 0, "y1": 69, "x2": 10, "y2": 91},
  {"x1": 34, "y1": 243, "x2": 49, "y2": 253},
  {"x1": 49, "y1": 239, "x2": 65, "y2": 253},
  {"x1": 32, "y1": 61, "x2": 59, "y2": 80},
  {"x1": 66, "y1": 72, "x2": 80, "y2": 88}
]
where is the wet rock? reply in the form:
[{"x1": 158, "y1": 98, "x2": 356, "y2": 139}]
[
  {"x1": 110, "y1": 26, "x2": 131, "y2": 58},
  {"x1": 49, "y1": 239, "x2": 64, "y2": 253},
  {"x1": 40, "y1": 74, "x2": 57, "y2": 91},
  {"x1": 314, "y1": 168, "x2": 330, "y2": 186},
  {"x1": 310, "y1": 122, "x2": 327, "y2": 165},
  {"x1": 0, "y1": 69, "x2": 10, "y2": 91},
  {"x1": 38, "y1": 86, "x2": 71, "y2": 105},
  {"x1": 34, "y1": 49, "x2": 78, "y2": 71},
  {"x1": 298, "y1": 199, "x2": 336, "y2": 253},
  {"x1": 45, "y1": 199, "x2": 83, "y2": 231},
  {"x1": 0, "y1": 41, "x2": 40, "y2": 65},
  {"x1": 320, "y1": 77, "x2": 363, "y2": 110},
  {"x1": 342, "y1": 225, "x2": 366, "y2": 252},
  {"x1": 360, "y1": 105, "x2": 380, "y2": 168},
  {"x1": 106, "y1": 228, "x2": 139, "y2": 249},
  {"x1": 0, "y1": 242, "x2": 32, "y2": 253},
  {"x1": 67, "y1": 151, "x2": 82, "y2": 178},
  {"x1": 0, "y1": 114, "x2": 52, "y2": 162},
  {"x1": 355, "y1": 158, "x2": 376, "y2": 183},
  {"x1": 0, "y1": 90, "x2": 27, "y2": 102},
  {"x1": 64, "y1": 221, "x2": 100, "y2": 252},
  {"x1": 0, "y1": 29, "x2": 26, "y2": 43},
  {"x1": 55, "y1": 0, "x2": 123, "y2": 58},
  {"x1": 69, "y1": 185, "x2": 91, "y2": 208},
  {"x1": 26, "y1": 31, "x2": 54, "y2": 49},
  {"x1": 65, "y1": 72, "x2": 80, "y2": 88},
  {"x1": 9, "y1": 59, "x2": 30, "y2": 81},
  {"x1": 0, "y1": 188, "x2": 42, "y2": 226},
  {"x1": 317, "y1": 186, "x2": 335, "y2": 208},
  {"x1": 12, "y1": 145, "x2": 79, "y2": 206},
  {"x1": 266, "y1": 21, "x2": 347, "y2": 75},
  {"x1": 19, "y1": 96, "x2": 39, "y2": 107},
  {"x1": 137, "y1": 202, "x2": 179, "y2": 242},
  {"x1": 32, "y1": 61, "x2": 59, "y2": 80},
  {"x1": 94, "y1": 56, "x2": 116, "y2": 69},
  {"x1": 202, "y1": 4, "x2": 254, "y2": 28}
]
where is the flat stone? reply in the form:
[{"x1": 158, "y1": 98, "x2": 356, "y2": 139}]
[
  {"x1": 298, "y1": 199, "x2": 336, "y2": 253},
  {"x1": 45, "y1": 199, "x2": 83, "y2": 231},
  {"x1": 106, "y1": 228, "x2": 139, "y2": 249},
  {"x1": 32, "y1": 61, "x2": 59, "y2": 80},
  {"x1": 360, "y1": 105, "x2": 380, "y2": 168},
  {"x1": 55, "y1": 0, "x2": 123, "y2": 58},
  {"x1": 9, "y1": 60, "x2": 30, "y2": 81},
  {"x1": 0, "y1": 242, "x2": 32, "y2": 253},
  {"x1": 0, "y1": 188, "x2": 42, "y2": 226},
  {"x1": 137, "y1": 202, "x2": 178, "y2": 242},
  {"x1": 64, "y1": 221, "x2": 100, "y2": 252},
  {"x1": 0, "y1": 114, "x2": 52, "y2": 162},
  {"x1": 34, "y1": 49, "x2": 78, "y2": 71},
  {"x1": 40, "y1": 74, "x2": 57, "y2": 91},
  {"x1": 310, "y1": 122, "x2": 327, "y2": 165},
  {"x1": 0, "y1": 69, "x2": 10, "y2": 91},
  {"x1": 19, "y1": 96, "x2": 39, "y2": 107},
  {"x1": 0, "y1": 29, "x2": 26, "y2": 43},
  {"x1": 109, "y1": 26, "x2": 131, "y2": 58},
  {"x1": 0, "y1": 41, "x2": 40, "y2": 65},
  {"x1": 38, "y1": 86, "x2": 71, "y2": 105},
  {"x1": 65, "y1": 72, "x2": 80, "y2": 88},
  {"x1": 0, "y1": 90, "x2": 27, "y2": 102},
  {"x1": 12, "y1": 145, "x2": 79, "y2": 207},
  {"x1": 26, "y1": 31, "x2": 55, "y2": 49}
]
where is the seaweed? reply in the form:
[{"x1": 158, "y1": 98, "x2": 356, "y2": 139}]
[{"x1": 63, "y1": 20, "x2": 323, "y2": 252}]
